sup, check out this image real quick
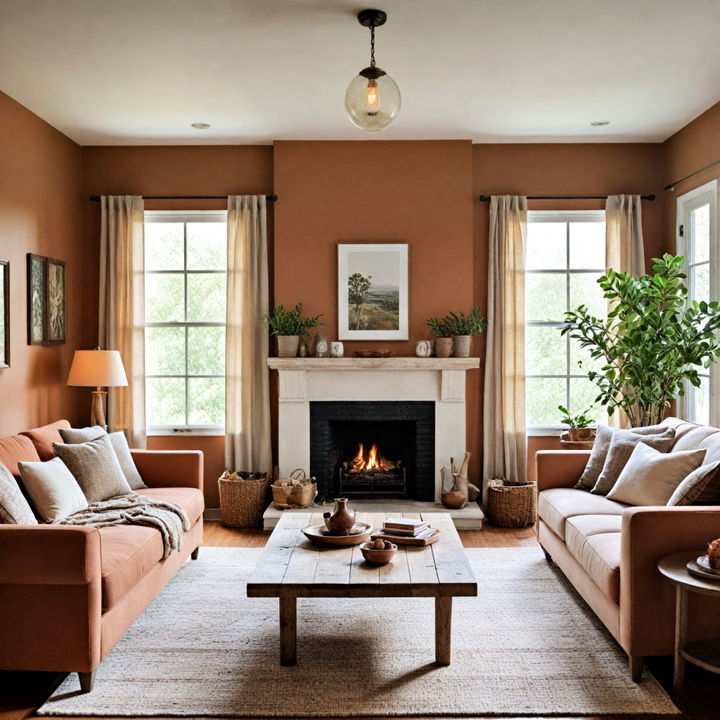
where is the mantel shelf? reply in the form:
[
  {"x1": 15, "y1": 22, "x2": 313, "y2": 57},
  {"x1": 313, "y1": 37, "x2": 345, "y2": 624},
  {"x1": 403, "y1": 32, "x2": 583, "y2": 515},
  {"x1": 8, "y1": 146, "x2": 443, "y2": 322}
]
[{"x1": 267, "y1": 357, "x2": 480, "y2": 371}]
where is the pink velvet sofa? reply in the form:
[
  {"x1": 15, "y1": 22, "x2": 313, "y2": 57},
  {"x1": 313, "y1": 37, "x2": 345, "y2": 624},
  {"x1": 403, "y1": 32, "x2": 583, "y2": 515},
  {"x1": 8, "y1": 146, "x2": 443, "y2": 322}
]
[
  {"x1": 0, "y1": 420, "x2": 204, "y2": 691},
  {"x1": 536, "y1": 416, "x2": 720, "y2": 681}
]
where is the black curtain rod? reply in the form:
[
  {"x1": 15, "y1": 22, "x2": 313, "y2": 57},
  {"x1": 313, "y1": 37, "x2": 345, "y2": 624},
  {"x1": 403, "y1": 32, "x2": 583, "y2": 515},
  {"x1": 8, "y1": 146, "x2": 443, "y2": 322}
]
[
  {"x1": 478, "y1": 194, "x2": 655, "y2": 202},
  {"x1": 664, "y1": 158, "x2": 720, "y2": 191},
  {"x1": 89, "y1": 194, "x2": 277, "y2": 202}
]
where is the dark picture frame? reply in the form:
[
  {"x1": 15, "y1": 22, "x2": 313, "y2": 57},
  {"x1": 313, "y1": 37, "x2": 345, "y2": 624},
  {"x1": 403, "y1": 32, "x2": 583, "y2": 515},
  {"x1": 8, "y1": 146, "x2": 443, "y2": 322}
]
[
  {"x1": 27, "y1": 253, "x2": 66, "y2": 346},
  {"x1": 0, "y1": 260, "x2": 9, "y2": 368}
]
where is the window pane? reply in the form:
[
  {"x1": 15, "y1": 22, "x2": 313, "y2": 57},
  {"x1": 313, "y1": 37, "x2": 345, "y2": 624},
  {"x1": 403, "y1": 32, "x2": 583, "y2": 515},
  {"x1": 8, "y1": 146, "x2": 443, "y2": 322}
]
[
  {"x1": 146, "y1": 273, "x2": 185, "y2": 322},
  {"x1": 691, "y1": 263, "x2": 710, "y2": 303},
  {"x1": 526, "y1": 273, "x2": 566, "y2": 322},
  {"x1": 188, "y1": 326, "x2": 224, "y2": 375},
  {"x1": 145, "y1": 223, "x2": 184, "y2": 270},
  {"x1": 187, "y1": 273, "x2": 226, "y2": 322},
  {"x1": 526, "y1": 326, "x2": 566, "y2": 375},
  {"x1": 188, "y1": 377, "x2": 224, "y2": 425},
  {"x1": 691, "y1": 204, "x2": 710, "y2": 264},
  {"x1": 146, "y1": 327, "x2": 185, "y2": 375},
  {"x1": 569, "y1": 378, "x2": 604, "y2": 422},
  {"x1": 569, "y1": 273, "x2": 606, "y2": 318},
  {"x1": 187, "y1": 222, "x2": 226, "y2": 270},
  {"x1": 147, "y1": 377, "x2": 185, "y2": 426},
  {"x1": 526, "y1": 222, "x2": 566, "y2": 270},
  {"x1": 569, "y1": 221, "x2": 605, "y2": 269},
  {"x1": 526, "y1": 377, "x2": 566, "y2": 426},
  {"x1": 688, "y1": 374, "x2": 710, "y2": 425}
]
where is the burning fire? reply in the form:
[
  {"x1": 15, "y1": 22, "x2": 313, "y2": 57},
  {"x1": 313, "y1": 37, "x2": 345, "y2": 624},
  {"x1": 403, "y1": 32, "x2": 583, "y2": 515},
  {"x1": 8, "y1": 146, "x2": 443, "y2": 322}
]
[{"x1": 348, "y1": 442, "x2": 397, "y2": 473}]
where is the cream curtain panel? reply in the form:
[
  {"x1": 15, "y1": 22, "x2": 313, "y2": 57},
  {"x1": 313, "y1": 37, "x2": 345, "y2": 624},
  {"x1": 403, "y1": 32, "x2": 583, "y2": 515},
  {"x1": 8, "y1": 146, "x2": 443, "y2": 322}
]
[
  {"x1": 483, "y1": 196, "x2": 528, "y2": 499},
  {"x1": 225, "y1": 195, "x2": 272, "y2": 474},
  {"x1": 99, "y1": 195, "x2": 146, "y2": 448},
  {"x1": 605, "y1": 194, "x2": 645, "y2": 427}
]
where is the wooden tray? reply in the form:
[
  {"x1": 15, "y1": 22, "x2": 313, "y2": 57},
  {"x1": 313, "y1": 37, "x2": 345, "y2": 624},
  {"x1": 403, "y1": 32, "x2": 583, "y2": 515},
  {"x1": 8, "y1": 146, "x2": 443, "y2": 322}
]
[
  {"x1": 371, "y1": 528, "x2": 441, "y2": 546},
  {"x1": 302, "y1": 522, "x2": 373, "y2": 547}
]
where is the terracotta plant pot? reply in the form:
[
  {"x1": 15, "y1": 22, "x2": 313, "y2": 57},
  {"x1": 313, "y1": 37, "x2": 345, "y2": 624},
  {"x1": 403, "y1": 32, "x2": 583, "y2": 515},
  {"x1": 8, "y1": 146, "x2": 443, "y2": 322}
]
[
  {"x1": 452, "y1": 335, "x2": 472, "y2": 357},
  {"x1": 277, "y1": 335, "x2": 300, "y2": 358},
  {"x1": 568, "y1": 427, "x2": 595, "y2": 442},
  {"x1": 435, "y1": 337, "x2": 453, "y2": 358}
]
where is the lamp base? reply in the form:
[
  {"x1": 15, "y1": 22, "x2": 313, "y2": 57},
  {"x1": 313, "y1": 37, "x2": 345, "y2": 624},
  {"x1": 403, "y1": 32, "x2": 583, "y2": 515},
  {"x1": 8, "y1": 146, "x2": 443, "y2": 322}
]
[{"x1": 90, "y1": 390, "x2": 107, "y2": 429}]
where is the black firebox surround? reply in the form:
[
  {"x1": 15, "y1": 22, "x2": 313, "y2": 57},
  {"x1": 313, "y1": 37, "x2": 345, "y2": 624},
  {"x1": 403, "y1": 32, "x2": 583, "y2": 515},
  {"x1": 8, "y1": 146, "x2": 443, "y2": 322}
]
[{"x1": 309, "y1": 401, "x2": 435, "y2": 502}]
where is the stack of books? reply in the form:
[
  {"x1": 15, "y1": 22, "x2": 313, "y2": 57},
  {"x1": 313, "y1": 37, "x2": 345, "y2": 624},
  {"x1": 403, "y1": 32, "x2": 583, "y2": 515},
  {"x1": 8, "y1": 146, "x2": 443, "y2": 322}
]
[{"x1": 381, "y1": 517, "x2": 436, "y2": 540}]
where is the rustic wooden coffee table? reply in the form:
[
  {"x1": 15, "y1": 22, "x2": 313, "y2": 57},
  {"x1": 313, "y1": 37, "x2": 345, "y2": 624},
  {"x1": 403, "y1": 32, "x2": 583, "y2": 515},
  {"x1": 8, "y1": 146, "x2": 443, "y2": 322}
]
[{"x1": 247, "y1": 511, "x2": 477, "y2": 666}]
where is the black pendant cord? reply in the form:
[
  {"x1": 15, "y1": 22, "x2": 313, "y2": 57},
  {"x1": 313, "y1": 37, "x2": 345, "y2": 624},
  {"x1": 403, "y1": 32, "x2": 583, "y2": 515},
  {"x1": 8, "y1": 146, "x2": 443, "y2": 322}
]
[{"x1": 370, "y1": 23, "x2": 376, "y2": 67}]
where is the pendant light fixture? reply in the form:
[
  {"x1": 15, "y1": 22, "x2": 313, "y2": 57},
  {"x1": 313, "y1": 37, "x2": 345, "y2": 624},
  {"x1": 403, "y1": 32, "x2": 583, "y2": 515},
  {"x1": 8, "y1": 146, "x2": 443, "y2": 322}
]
[{"x1": 345, "y1": 9, "x2": 401, "y2": 132}]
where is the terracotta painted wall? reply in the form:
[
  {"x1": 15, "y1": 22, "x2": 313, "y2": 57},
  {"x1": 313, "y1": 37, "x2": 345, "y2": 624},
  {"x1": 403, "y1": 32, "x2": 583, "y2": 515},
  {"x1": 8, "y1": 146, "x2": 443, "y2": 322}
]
[
  {"x1": 80, "y1": 145, "x2": 275, "y2": 506},
  {"x1": 0, "y1": 91, "x2": 85, "y2": 436}
]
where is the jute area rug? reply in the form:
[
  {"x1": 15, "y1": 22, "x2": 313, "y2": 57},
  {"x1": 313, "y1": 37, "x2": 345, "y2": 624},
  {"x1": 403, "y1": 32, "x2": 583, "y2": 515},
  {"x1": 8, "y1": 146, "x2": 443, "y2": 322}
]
[{"x1": 39, "y1": 547, "x2": 678, "y2": 717}]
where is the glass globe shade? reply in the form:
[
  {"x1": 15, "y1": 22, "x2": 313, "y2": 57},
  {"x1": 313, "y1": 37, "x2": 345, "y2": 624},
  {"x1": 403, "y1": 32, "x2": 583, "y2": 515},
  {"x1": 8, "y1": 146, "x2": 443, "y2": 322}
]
[{"x1": 345, "y1": 72, "x2": 401, "y2": 131}]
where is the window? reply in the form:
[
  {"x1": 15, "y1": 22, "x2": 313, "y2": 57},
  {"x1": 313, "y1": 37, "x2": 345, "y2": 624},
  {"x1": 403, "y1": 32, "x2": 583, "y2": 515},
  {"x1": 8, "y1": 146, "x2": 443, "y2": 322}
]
[
  {"x1": 525, "y1": 211, "x2": 607, "y2": 431},
  {"x1": 144, "y1": 211, "x2": 227, "y2": 432},
  {"x1": 677, "y1": 180, "x2": 719, "y2": 425}
]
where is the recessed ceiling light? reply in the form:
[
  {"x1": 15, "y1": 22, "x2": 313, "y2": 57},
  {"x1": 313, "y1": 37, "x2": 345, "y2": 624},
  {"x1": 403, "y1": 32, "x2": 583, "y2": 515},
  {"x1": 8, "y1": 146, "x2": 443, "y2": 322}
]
[
  {"x1": 590, "y1": 120, "x2": 610, "y2": 127},
  {"x1": 191, "y1": 122, "x2": 211, "y2": 130}
]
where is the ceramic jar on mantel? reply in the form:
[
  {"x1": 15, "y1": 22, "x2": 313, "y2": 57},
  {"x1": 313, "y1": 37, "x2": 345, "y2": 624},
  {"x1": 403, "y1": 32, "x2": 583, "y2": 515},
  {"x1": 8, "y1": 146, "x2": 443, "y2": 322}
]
[
  {"x1": 452, "y1": 335, "x2": 472, "y2": 358},
  {"x1": 435, "y1": 337, "x2": 453, "y2": 358},
  {"x1": 415, "y1": 340, "x2": 432, "y2": 358},
  {"x1": 277, "y1": 335, "x2": 300, "y2": 357}
]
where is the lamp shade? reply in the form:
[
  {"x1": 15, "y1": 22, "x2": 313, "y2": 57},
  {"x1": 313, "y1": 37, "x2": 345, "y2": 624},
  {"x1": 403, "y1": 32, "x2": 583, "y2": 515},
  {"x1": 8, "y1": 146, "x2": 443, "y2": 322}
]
[{"x1": 67, "y1": 350, "x2": 128, "y2": 387}]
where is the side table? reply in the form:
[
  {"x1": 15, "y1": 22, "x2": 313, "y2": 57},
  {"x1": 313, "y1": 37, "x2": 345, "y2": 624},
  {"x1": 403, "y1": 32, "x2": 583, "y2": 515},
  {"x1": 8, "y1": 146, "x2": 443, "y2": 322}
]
[{"x1": 658, "y1": 551, "x2": 720, "y2": 694}]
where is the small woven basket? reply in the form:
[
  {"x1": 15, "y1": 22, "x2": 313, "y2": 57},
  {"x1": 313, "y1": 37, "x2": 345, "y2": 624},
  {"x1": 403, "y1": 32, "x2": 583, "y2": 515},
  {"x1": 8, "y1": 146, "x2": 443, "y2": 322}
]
[
  {"x1": 486, "y1": 477, "x2": 537, "y2": 528},
  {"x1": 271, "y1": 468, "x2": 317, "y2": 509},
  {"x1": 218, "y1": 472, "x2": 269, "y2": 528}
]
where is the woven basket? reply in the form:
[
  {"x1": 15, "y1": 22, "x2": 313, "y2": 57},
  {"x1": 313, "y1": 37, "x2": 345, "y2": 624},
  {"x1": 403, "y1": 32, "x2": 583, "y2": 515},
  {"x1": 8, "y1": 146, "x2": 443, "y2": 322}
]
[
  {"x1": 218, "y1": 472, "x2": 269, "y2": 528},
  {"x1": 271, "y1": 468, "x2": 317, "y2": 509},
  {"x1": 486, "y1": 477, "x2": 537, "y2": 528}
]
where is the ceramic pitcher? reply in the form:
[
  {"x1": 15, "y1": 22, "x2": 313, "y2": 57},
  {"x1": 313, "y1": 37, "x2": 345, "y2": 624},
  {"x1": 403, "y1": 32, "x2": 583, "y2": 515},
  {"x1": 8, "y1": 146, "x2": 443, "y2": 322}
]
[{"x1": 324, "y1": 498, "x2": 356, "y2": 535}]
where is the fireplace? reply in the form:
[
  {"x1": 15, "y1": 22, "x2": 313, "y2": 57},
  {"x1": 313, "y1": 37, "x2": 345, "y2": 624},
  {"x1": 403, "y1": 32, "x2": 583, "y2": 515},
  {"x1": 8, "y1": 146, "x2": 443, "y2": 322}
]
[{"x1": 310, "y1": 401, "x2": 435, "y2": 501}]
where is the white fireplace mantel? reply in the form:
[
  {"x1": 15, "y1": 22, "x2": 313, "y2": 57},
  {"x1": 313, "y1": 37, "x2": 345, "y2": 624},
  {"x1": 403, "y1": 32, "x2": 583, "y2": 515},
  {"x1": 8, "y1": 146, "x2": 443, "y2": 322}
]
[{"x1": 268, "y1": 357, "x2": 480, "y2": 502}]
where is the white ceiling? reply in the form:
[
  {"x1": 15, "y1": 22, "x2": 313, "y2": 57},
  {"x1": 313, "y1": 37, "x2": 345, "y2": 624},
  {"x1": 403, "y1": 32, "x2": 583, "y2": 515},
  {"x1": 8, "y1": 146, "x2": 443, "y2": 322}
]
[{"x1": 2, "y1": 0, "x2": 720, "y2": 145}]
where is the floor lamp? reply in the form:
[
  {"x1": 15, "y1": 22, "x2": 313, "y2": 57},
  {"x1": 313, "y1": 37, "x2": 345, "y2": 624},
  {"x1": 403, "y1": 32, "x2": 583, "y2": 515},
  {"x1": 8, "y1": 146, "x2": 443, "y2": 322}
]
[{"x1": 67, "y1": 349, "x2": 128, "y2": 428}]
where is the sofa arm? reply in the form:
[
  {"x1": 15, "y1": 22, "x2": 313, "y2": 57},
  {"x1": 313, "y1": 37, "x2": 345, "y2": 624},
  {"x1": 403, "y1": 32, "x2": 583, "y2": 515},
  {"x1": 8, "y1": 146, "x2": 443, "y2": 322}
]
[
  {"x1": 535, "y1": 450, "x2": 591, "y2": 492},
  {"x1": 0, "y1": 525, "x2": 101, "y2": 584},
  {"x1": 620, "y1": 506, "x2": 720, "y2": 656},
  {"x1": 131, "y1": 449, "x2": 204, "y2": 491}
]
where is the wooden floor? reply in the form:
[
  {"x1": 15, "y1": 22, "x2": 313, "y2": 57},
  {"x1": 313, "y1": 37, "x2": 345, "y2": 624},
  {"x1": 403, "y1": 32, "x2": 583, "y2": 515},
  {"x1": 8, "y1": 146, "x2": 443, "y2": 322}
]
[{"x1": 0, "y1": 522, "x2": 714, "y2": 720}]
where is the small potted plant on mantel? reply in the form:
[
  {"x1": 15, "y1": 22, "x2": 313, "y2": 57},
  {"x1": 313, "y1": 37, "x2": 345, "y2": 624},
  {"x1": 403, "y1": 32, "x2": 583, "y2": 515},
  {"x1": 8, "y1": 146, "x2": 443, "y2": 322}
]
[
  {"x1": 447, "y1": 306, "x2": 487, "y2": 358},
  {"x1": 557, "y1": 405, "x2": 596, "y2": 442},
  {"x1": 425, "y1": 316, "x2": 454, "y2": 358},
  {"x1": 261, "y1": 303, "x2": 322, "y2": 358}
]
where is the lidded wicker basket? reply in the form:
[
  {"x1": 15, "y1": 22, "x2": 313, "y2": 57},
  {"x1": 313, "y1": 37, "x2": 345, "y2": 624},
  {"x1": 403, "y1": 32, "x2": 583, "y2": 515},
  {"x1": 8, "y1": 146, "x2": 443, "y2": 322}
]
[
  {"x1": 486, "y1": 477, "x2": 537, "y2": 528},
  {"x1": 218, "y1": 471, "x2": 269, "y2": 528}
]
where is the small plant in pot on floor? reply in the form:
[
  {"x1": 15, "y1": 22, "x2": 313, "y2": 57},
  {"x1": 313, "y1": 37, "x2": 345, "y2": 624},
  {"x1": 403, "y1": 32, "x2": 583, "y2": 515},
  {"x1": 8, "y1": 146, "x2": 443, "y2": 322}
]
[
  {"x1": 425, "y1": 316, "x2": 454, "y2": 358},
  {"x1": 262, "y1": 303, "x2": 323, "y2": 357},
  {"x1": 446, "y1": 306, "x2": 487, "y2": 358},
  {"x1": 558, "y1": 405, "x2": 596, "y2": 441}
]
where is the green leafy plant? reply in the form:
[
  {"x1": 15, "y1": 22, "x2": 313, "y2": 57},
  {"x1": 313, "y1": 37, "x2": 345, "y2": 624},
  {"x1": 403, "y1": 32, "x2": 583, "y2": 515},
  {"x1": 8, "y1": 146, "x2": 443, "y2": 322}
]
[
  {"x1": 261, "y1": 303, "x2": 322, "y2": 336},
  {"x1": 425, "y1": 316, "x2": 453, "y2": 338},
  {"x1": 561, "y1": 254, "x2": 720, "y2": 427},
  {"x1": 557, "y1": 405, "x2": 595, "y2": 429},
  {"x1": 445, "y1": 306, "x2": 487, "y2": 336}
]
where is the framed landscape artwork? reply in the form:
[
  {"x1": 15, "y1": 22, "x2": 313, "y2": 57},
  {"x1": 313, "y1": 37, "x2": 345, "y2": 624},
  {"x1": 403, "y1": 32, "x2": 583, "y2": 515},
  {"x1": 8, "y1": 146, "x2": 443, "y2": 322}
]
[
  {"x1": 27, "y1": 254, "x2": 65, "y2": 346},
  {"x1": 338, "y1": 243, "x2": 408, "y2": 340},
  {"x1": 0, "y1": 260, "x2": 8, "y2": 367}
]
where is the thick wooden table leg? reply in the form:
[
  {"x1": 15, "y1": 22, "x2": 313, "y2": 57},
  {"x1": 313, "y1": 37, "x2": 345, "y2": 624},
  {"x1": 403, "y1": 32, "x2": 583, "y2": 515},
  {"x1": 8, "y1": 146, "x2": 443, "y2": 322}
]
[
  {"x1": 279, "y1": 596, "x2": 297, "y2": 666},
  {"x1": 435, "y1": 596, "x2": 453, "y2": 665},
  {"x1": 673, "y1": 585, "x2": 687, "y2": 695}
]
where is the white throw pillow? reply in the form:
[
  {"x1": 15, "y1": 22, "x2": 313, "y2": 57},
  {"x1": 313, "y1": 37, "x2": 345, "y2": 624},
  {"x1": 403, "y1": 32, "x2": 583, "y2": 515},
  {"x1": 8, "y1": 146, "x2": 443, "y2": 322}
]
[
  {"x1": 607, "y1": 442, "x2": 707, "y2": 506},
  {"x1": 18, "y1": 457, "x2": 88, "y2": 523}
]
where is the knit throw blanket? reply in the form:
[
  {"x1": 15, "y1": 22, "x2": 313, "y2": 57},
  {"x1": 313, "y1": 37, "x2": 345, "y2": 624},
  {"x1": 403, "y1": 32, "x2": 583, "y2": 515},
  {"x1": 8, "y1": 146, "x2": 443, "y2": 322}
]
[{"x1": 60, "y1": 494, "x2": 191, "y2": 559}]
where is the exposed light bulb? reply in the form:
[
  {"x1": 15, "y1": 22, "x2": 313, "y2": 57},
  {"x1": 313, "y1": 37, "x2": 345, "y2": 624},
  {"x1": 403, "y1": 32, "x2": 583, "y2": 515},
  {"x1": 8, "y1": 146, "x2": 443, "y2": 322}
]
[{"x1": 365, "y1": 79, "x2": 379, "y2": 110}]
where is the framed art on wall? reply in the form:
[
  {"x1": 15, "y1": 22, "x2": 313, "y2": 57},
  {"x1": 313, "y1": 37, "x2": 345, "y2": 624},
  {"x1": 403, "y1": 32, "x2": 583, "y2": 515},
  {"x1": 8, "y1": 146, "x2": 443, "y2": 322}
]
[
  {"x1": 338, "y1": 243, "x2": 408, "y2": 341},
  {"x1": 27, "y1": 254, "x2": 66, "y2": 346},
  {"x1": 0, "y1": 260, "x2": 9, "y2": 367},
  {"x1": 27, "y1": 253, "x2": 46, "y2": 346},
  {"x1": 46, "y1": 258, "x2": 66, "y2": 344}
]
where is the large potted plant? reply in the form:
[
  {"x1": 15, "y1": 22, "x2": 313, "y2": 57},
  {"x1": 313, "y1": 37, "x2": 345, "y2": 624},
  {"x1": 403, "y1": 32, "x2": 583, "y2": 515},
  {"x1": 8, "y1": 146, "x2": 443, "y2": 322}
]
[
  {"x1": 561, "y1": 254, "x2": 720, "y2": 426},
  {"x1": 425, "y1": 316, "x2": 454, "y2": 358},
  {"x1": 446, "y1": 306, "x2": 487, "y2": 358},
  {"x1": 261, "y1": 303, "x2": 322, "y2": 358}
]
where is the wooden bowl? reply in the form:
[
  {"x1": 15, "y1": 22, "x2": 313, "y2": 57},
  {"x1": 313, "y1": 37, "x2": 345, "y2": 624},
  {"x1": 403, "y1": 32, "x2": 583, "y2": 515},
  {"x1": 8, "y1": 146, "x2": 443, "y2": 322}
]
[
  {"x1": 360, "y1": 541, "x2": 398, "y2": 565},
  {"x1": 302, "y1": 522, "x2": 373, "y2": 547}
]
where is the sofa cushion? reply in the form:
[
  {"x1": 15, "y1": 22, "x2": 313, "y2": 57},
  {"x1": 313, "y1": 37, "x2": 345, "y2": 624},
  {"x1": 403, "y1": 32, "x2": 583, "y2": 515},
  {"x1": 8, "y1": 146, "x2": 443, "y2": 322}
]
[
  {"x1": 18, "y1": 457, "x2": 88, "y2": 523},
  {"x1": 99, "y1": 526, "x2": 164, "y2": 610},
  {"x1": 668, "y1": 461, "x2": 720, "y2": 506},
  {"x1": 21, "y1": 420, "x2": 71, "y2": 461},
  {"x1": 0, "y1": 461, "x2": 37, "y2": 524},
  {"x1": 136, "y1": 487, "x2": 204, "y2": 524},
  {"x1": 0, "y1": 434, "x2": 41, "y2": 477},
  {"x1": 565, "y1": 515, "x2": 622, "y2": 603},
  {"x1": 538, "y1": 488, "x2": 627, "y2": 540}
]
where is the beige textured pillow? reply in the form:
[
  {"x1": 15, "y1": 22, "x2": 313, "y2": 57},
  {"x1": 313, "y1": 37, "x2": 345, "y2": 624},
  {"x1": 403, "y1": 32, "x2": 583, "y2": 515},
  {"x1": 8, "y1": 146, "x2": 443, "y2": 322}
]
[
  {"x1": 0, "y1": 461, "x2": 37, "y2": 524},
  {"x1": 607, "y1": 442, "x2": 707, "y2": 506},
  {"x1": 59, "y1": 427, "x2": 145, "y2": 489},
  {"x1": 575, "y1": 423, "x2": 668, "y2": 491},
  {"x1": 18, "y1": 457, "x2": 88, "y2": 523},
  {"x1": 53, "y1": 435, "x2": 132, "y2": 502},
  {"x1": 591, "y1": 427, "x2": 676, "y2": 495},
  {"x1": 668, "y1": 461, "x2": 720, "y2": 506}
]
